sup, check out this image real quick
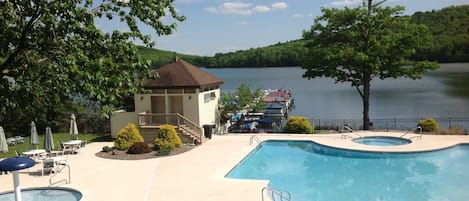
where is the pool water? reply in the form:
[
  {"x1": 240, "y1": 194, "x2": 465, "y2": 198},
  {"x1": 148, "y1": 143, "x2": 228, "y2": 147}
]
[
  {"x1": 226, "y1": 140, "x2": 469, "y2": 201},
  {"x1": 0, "y1": 187, "x2": 82, "y2": 201},
  {"x1": 353, "y1": 136, "x2": 411, "y2": 146}
]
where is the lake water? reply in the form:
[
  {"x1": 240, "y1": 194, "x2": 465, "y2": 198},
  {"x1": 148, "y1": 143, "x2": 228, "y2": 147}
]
[{"x1": 205, "y1": 63, "x2": 469, "y2": 120}]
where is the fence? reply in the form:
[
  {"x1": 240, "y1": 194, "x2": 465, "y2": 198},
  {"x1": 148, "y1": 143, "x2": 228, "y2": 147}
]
[{"x1": 312, "y1": 117, "x2": 469, "y2": 132}]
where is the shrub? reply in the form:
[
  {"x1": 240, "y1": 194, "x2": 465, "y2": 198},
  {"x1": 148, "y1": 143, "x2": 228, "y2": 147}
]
[
  {"x1": 153, "y1": 124, "x2": 182, "y2": 150},
  {"x1": 114, "y1": 123, "x2": 144, "y2": 150},
  {"x1": 102, "y1": 146, "x2": 113, "y2": 153},
  {"x1": 283, "y1": 116, "x2": 313, "y2": 134},
  {"x1": 417, "y1": 117, "x2": 439, "y2": 132},
  {"x1": 127, "y1": 142, "x2": 152, "y2": 154},
  {"x1": 157, "y1": 147, "x2": 171, "y2": 156}
]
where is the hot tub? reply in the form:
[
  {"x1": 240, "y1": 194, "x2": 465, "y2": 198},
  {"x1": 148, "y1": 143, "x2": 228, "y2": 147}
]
[
  {"x1": 0, "y1": 187, "x2": 82, "y2": 201},
  {"x1": 353, "y1": 136, "x2": 411, "y2": 146}
]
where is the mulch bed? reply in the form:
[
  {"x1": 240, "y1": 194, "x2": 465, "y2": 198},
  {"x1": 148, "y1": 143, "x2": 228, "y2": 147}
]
[{"x1": 95, "y1": 143, "x2": 197, "y2": 160}]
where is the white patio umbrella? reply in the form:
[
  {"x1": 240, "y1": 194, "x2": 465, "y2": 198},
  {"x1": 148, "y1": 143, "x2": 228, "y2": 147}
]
[
  {"x1": 43, "y1": 127, "x2": 54, "y2": 152},
  {"x1": 0, "y1": 126, "x2": 8, "y2": 153},
  {"x1": 29, "y1": 121, "x2": 39, "y2": 149},
  {"x1": 69, "y1": 114, "x2": 79, "y2": 140}
]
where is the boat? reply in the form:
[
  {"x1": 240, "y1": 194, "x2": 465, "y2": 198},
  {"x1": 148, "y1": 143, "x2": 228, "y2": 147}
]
[{"x1": 227, "y1": 88, "x2": 294, "y2": 133}]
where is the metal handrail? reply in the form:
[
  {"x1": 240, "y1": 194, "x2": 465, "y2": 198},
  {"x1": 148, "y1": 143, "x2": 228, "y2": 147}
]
[
  {"x1": 250, "y1": 135, "x2": 261, "y2": 145},
  {"x1": 400, "y1": 126, "x2": 422, "y2": 139},
  {"x1": 342, "y1": 125, "x2": 354, "y2": 133},
  {"x1": 49, "y1": 162, "x2": 71, "y2": 186},
  {"x1": 341, "y1": 125, "x2": 362, "y2": 139},
  {"x1": 262, "y1": 187, "x2": 291, "y2": 201}
]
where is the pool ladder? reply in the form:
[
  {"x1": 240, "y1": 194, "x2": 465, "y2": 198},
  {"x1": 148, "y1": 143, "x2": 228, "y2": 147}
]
[
  {"x1": 250, "y1": 135, "x2": 261, "y2": 145},
  {"x1": 341, "y1": 126, "x2": 362, "y2": 139},
  {"x1": 399, "y1": 126, "x2": 423, "y2": 140},
  {"x1": 262, "y1": 187, "x2": 291, "y2": 201}
]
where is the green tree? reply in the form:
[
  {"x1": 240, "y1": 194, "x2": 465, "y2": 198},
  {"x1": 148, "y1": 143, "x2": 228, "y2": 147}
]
[
  {"x1": 219, "y1": 83, "x2": 265, "y2": 115},
  {"x1": 0, "y1": 1, "x2": 185, "y2": 130},
  {"x1": 302, "y1": 0, "x2": 438, "y2": 130}
]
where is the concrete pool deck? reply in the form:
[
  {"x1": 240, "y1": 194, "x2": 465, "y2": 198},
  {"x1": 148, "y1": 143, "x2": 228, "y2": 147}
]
[{"x1": 1, "y1": 131, "x2": 469, "y2": 201}]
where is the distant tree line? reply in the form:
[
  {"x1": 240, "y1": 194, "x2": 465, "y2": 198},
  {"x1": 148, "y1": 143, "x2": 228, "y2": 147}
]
[
  {"x1": 203, "y1": 40, "x2": 307, "y2": 68},
  {"x1": 141, "y1": 5, "x2": 468, "y2": 68}
]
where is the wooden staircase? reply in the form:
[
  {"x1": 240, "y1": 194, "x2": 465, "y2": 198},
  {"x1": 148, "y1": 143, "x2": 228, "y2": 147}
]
[{"x1": 138, "y1": 113, "x2": 205, "y2": 144}]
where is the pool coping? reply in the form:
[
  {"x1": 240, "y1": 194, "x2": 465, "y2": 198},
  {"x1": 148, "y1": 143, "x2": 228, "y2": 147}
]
[{"x1": 1, "y1": 131, "x2": 469, "y2": 201}]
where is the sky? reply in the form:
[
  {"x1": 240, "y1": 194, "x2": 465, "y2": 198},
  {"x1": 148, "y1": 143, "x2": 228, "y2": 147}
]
[{"x1": 99, "y1": 0, "x2": 469, "y2": 56}]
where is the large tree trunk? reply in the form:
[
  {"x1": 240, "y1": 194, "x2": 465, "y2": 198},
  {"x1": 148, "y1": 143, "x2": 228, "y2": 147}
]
[{"x1": 362, "y1": 73, "x2": 372, "y2": 130}]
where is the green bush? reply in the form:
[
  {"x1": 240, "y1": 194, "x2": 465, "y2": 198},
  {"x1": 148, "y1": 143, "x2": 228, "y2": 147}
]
[
  {"x1": 157, "y1": 147, "x2": 171, "y2": 156},
  {"x1": 283, "y1": 116, "x2": 313, "y2": 134},
  {"x1": 127, "y1": 142, "x2": 152, "y2": 154},
  {"x1": 418, "y1": 117, "x2": 439, "y2": 132},
  {"x1": 102, "y1": 146, "x2": 113, "y2": 153},
  {"x1": 153, "y1": 124, "x2": 182, "y2": 150},
  {"x1": 114, "y1": 123, "x2": 144, "y2": 150}
]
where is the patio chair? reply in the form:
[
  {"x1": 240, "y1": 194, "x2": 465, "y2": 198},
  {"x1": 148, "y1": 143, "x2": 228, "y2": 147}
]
[
  {"x1": 59, "y1": 141, "x2": 74, "y2": 155},
  {"x1": 6, "y1": 138, "x2": 17, "y2": 146},
  {"x1": 41, "y1": 158, "x2": 56, "y2": 176},
  {"x1": 41, "y1": 149, "x2": 69, "y2": 176},
  {"x1": 14, "y1": 136, "x2": 24, "y2": 143}
]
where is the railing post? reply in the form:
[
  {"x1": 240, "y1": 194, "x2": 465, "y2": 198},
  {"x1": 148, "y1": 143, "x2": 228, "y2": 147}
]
[{"x1": 449, "y1": 117, "x2": 452, "y2": 129}]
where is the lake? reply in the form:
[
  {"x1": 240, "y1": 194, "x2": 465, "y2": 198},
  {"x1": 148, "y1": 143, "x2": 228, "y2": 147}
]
[{"x1": 205, "y1": 63, "x2": 469, "y2": 121}]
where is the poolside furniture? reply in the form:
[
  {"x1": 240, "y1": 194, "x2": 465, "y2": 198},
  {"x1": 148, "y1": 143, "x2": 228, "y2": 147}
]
[
  {"x1": 63, "y1": 140, "x2": 82, "y2": 154},
  {"x1": 6, "y1": 138, "x2": 17, "y2": 146},
  {"x1": 40, "y1": 149, "x2": 69, "y2": 176},
  {"x1": 22, "y1": 149, "x2": 46, "y2": 158},
  {"x1": 14, "y1": 136, "x2": 24, "y2": 143}
]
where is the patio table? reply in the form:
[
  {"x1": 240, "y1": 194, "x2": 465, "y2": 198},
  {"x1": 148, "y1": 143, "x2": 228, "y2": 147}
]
[{"x1": 63, "y1": 140, "x2": 83, "y2": 154}]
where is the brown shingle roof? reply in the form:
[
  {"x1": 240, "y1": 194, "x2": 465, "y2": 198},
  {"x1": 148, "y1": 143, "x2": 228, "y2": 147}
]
[{"x1": 143, "y1": 59, "x2": 224, "y2": 89}]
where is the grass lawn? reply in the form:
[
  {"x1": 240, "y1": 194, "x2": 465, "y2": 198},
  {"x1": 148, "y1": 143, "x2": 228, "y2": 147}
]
[{"x1": 0, "y1": 133, "x2": 111, "y2": 158}]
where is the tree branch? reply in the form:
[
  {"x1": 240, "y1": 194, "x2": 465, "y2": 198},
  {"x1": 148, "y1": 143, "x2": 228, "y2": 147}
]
[{"x1": 0, "y1": 3, "x2": 43, "y2": 73}]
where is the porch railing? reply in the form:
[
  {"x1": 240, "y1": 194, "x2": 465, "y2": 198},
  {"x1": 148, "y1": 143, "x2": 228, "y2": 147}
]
[{"x1": 138, "y1": 113, "x2": 203, "y2": 143}]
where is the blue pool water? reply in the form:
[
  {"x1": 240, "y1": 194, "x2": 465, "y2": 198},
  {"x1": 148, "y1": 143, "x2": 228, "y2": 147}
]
[
  {"x1": 226, "y1": 140, "x2": 469, "y2": 201},
  {"x1": 0, "y1": 187, "x2": 82, "y2": 201},
  {"x1": 353, "y1": 136, "x2": 411, "y2": 146}
]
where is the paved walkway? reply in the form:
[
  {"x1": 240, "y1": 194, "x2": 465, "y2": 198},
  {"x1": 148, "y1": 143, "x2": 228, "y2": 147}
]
[{"x1": 1, "y1": 132, "x2": 469, "y2": 201}]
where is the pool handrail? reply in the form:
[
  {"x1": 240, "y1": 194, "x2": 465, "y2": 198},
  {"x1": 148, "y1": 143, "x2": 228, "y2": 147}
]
[
  {"x1": 262, "y1": 187, "x2": 291, "y2": 201},
  {"x1": 399, "y1": 126, "x2": 422, "y2": 140},
  {"x1": 250, "y1": 135, "x2": 261, "y2": 145},
  {"x1": 49, "y1": 161, "x2": 71, "y2": 186},
  {"x1": 341, "y1": 125, "x2": 362, "y2": 139}
]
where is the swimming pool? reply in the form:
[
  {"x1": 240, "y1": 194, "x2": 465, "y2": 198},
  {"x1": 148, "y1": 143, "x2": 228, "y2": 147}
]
[{"x1": 226, "y1": 140, "x2": 469, "y2": 201}]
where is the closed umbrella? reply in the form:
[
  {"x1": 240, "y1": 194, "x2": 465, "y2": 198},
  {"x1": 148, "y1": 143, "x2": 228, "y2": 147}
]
[
  {"x1": 70, "y1": 114, "x2": 79, "y2": 140},
  {"x1": 30, "y1": 121, "x2": 39, "y2": 150},
  {"x1": 44, "y1": 127, "x2": 54, "y2": 152},
  {"x1": 0, "y1": 126, "x2": 8, "y2": 153}
]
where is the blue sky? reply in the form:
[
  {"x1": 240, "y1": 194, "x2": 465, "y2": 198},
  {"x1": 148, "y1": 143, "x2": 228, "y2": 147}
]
[{"x1": 100, "y1": 0, "x2": 469, "y2": 56}]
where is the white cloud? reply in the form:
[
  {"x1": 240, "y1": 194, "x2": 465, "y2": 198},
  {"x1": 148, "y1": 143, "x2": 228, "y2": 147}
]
[
  {"x1": 205, "y1": 2, "x2": 253, "y2": 15},
  {"x1": 331, "y1": 0, "x2": 361, "y2": 6},
  {"x1": 238, "y1": 21, "x2": 250, "y2": 25},
  {"x1": 253, "y1": 5, "x2": 271, "y2": 13},
  {"x1": 272, "y1": 2, "x2": 288, "y2": 9},
  {"x1": 292, "y1": 14, "x2": 305, "y2": 18},
  {"x1": 204, "y1": 2, "x2": 288, "y2": 15}
]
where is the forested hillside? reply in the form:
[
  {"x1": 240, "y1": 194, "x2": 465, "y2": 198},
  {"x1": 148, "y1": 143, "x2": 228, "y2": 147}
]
[
  {"x1": 204, "y1": 40, "x2": 307, "y2": 67},
  {"x1": 141, "y1": 5, "x2": 469, "y2": 68},
  {"x1": 411, "y1": 5, "x2": 469, "y2": 62},
  {"x1": 137, "y1": 46, "x2": 206, "y2": 68}
]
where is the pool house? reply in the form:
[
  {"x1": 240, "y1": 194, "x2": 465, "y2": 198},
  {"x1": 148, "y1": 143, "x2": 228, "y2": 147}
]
[{"x1": 110, "y1": 58, "x2": 224, "y2": 143}]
